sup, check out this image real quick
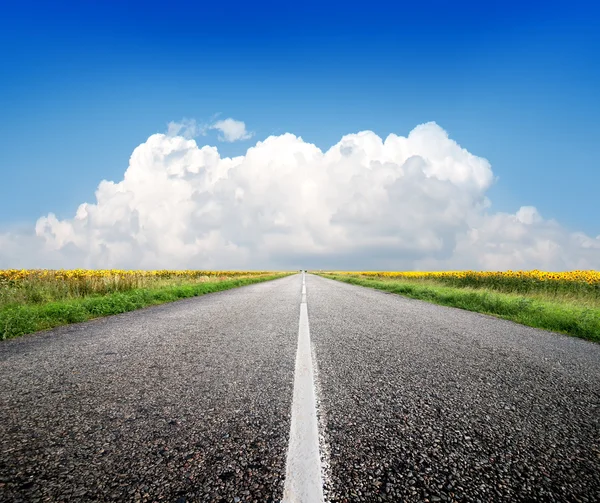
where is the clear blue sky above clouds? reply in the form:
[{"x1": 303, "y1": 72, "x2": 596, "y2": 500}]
[{"x1": 0, "y1": 0, "x2": 598, "y2": 238}]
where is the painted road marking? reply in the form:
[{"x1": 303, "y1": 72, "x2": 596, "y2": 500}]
[{"x1": 282, "y1": 272, "x2": 324, "y2": 503}]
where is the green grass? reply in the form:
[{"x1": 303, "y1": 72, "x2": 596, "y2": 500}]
[
  {"x1": 319, "y1": 274, "x2": 600, "y2": 342},
  {"x1": 0, "y1": 274, "x2": 290, "y2": 341}
]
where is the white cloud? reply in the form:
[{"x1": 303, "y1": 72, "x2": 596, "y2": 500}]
[
  {"x1": 415, "y1": 209, "x2": 600, "y2": 272},
  {"x1": 166, "y1": 118, "x2": 204, "y2": 139},
  {"x1": 209, "y1": 118, "x2": 253, "y2": 142},
  {"x1": 1, "y1": 121, "x2": 598, "y2": 270}
]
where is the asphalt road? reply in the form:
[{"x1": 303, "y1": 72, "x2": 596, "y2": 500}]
[
  {"x1": 1, "y1": 273, "x2": 599, "y2": 502},
  {"x1": 0, "y1": 276, "x2": 300, "y2": 503},
  {"x1": 308, "y1": 274, "x2": 600, "y2": 502}
]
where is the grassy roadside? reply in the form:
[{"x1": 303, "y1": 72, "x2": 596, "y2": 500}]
[
  {"x1": 318, "y1": 274, "x2": 600, "y2": 342},
  {"x1": 0, "y1": 274, "x2": 290, "y2": 341}
]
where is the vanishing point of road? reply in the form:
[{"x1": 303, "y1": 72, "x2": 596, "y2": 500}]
[{"x1": 1, "y1": 274, "x2": 599, "y2": 502}]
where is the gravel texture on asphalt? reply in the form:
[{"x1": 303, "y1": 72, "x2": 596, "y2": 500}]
[
  {"x1": 308, "y1": 274, "x2": 600, "y2": 503},
  {"x1": 0, "y1": 275, "x2": 301, "y2": 503}
]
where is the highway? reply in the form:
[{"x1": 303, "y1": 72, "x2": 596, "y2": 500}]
[{"x1": 1, "y1": 273, "x2": 598, "y2": 502}]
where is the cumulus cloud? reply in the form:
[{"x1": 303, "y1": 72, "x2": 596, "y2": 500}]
[
  {"x1": 210, "y1": 118, "x2": 253, "y2": 142},
  {"x1": 415, "y1": 209, "x2": 600, "y2": 272},
  {"x1": 1, "y1": 122, "x2": 598, "y2": 270}
]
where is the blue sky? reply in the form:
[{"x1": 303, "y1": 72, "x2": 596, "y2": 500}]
[{"x1": 0, "y1": 1, "x2": 599, "y2": 270}]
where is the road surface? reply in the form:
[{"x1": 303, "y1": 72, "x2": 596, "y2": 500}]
[{"x1": 1, "y1": 274, "x2": 598, "y2": 502}]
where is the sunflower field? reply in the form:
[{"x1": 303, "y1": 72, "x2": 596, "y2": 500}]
[
  {"x1": 326, "y1": 270, "x2": 600, "y2": 303},
  {"x1": 0, "y1": 269, "x2": 288, "y2": 340},
  {"x1": 0, "y1": 269, "x2": 275, "y2": 308},
  {"x1": 318, "y1": 269, "x2": 600, "y2": 340}
]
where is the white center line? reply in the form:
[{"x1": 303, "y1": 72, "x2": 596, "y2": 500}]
[{"x1": 282, "y1": 272, "x2": 324, "y2": 503}]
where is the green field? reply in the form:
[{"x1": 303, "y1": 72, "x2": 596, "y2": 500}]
[
  {"x1": 319, "y1": 273, "x2": 600, "y2": 342},
  {"x1": 0, "y1": 272, "x2": 289, "y2": 341}
]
